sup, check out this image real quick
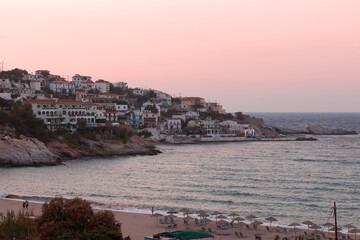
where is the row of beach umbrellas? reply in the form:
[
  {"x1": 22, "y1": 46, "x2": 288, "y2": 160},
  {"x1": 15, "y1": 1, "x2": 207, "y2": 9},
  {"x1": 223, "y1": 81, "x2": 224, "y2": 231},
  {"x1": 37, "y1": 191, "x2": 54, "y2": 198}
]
[{"x1": 151, "y1": 208, "x2": 359, "y2": 237}]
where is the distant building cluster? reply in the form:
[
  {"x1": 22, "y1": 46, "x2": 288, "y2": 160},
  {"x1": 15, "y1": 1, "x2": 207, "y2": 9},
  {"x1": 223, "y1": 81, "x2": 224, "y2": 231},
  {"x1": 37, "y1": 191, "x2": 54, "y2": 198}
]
[{"x1": 0, "y1": 68, "x2": 255, "y2": 137}]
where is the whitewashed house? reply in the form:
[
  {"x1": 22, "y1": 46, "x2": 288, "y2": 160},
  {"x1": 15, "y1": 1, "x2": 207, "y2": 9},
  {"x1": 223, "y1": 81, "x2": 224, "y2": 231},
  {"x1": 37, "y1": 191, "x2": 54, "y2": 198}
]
[
  {"x1": 72, "y1": 74, "x2": 92, "y2": 86},
  {"x1": 95, "y1": 80, "x2": 110, "y2": 93},
  {"x1": 50, "y1": 81, "x2": 75, "y2": 94},
  {"x1": 29, "y1": 80, "x2": 42, "y2": 91}
]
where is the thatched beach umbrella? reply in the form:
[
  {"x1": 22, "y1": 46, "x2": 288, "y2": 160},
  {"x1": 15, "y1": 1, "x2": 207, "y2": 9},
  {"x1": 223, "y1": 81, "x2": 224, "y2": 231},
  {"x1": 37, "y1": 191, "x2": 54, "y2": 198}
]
[
  {"x1": 344, "y1": 224, "x2": 356, "y2": 236},
  {"x1": 216, "y1": 215, "x2": 227, "y2": 220},
  {"x1": 251, "y1": 220, "x2": 263, "y2": 226},
  {"x1": 184, "y1": 210, "x2": 193, "y2": 217},
  {"x1": 179, "y1": 208, "x2": 189, "y2": 213},
  {"x1": 234, "y1": 218, "x2": 245, "y2": 230},
  {"x1": 246, "y1": 214, "x2": 257, "y2": 223},
  {"x1": 234, "y1": 216, "x2": 244, "y2": 222},
  {"x1": 196, "y1": 210, "x2": 207, "y2": 215},
  {"x1": 265, "y1": 217, "x2": 278, "y2": 228},
  {"x1": 152, "y1": 213, "x2": 163, "y2": 227},
  {"x1": 349, "y1": 229, "x2": 360, "y2": 239},
  {"x1": 289, "y1": 222, "x2": 301, "y2": 231},
  {"x1": 323, "y1": 222, "x2": 334, "y2": 237},
  {"x1": 211, "y1": 211, "x2": 222, "y2": 216},
  {"x1": 302, "y1": 221, "x2": 316, "y2": 230},
  {"x1": 229, "y1": 212, "x2": 239, "y2": 220}
]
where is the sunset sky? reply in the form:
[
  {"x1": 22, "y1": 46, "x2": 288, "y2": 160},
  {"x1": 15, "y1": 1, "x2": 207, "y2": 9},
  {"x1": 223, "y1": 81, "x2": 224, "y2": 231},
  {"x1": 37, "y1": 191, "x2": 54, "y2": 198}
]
[{"x1": 1, "y1": 0, "x2": 359, "y2": 112}]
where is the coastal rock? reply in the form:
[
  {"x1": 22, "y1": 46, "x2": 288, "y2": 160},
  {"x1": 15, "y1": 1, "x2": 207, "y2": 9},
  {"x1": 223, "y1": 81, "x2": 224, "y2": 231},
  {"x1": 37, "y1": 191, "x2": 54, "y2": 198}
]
[
  {"x1": 47, "y1": 136, "x2": 160, "y2": 160},
  {"x1": 0, "y1": 135, "x2": 59, "y2": 167},
  {"x1": 306, "y1": 125, "x2": 358, "y2": 135},
  {"x1": 0, "y1": 133, "x2": 160, "y2": 167}
]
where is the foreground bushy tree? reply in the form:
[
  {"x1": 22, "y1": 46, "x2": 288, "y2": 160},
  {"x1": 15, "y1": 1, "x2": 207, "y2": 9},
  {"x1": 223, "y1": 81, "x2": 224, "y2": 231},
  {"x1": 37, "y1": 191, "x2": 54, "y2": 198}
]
[{"x1": 36, "y1": 197, "x2": 130, "y2": 240}]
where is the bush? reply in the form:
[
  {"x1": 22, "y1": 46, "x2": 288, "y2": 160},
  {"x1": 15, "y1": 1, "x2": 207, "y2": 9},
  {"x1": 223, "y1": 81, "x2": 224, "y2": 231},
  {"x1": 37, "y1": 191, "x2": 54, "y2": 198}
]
[
  {"x1": 36, "y1": 197, "x2": 129, "y2": 240},
  {"x1": 0, "y1": 210, "x2": 36, "y2": 239}
]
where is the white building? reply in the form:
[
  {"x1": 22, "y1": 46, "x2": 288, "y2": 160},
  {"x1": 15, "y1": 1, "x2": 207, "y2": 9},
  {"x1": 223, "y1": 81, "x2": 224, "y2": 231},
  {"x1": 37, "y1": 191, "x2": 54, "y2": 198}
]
[
  {"x1": 72, "y1": 74, "x2": 92, "y2": 86},
  {"x1": 166, "y1": 118, "x2": 182, "y2": 130},
  {"x1": 80, "y1": 80, "x2": 96, "y2": 91},
  {"x1": 185, "y1": 111, "x2": 200, "y2": 119},
  {"x1": 115, "y1": 104, "x2": 128, "y2": 112},
  {"x1": 133, "y1": 88, "x2": 149, "y2": 96},
  {"x1": 95, "y1": 80, "x2": 110, "y2": 93},
  {"x1": 29, "y1": 80, "x2": 42, "y2": 91},
  {"x1": 49, "y1": 81, "x2": 75, "y2": 94},
  {"x1": 0, "y1": 79, "x2": 11, "y2": 88},
  {"x1": 26, "y1": 99, "x2": 106, "y2": 130}
]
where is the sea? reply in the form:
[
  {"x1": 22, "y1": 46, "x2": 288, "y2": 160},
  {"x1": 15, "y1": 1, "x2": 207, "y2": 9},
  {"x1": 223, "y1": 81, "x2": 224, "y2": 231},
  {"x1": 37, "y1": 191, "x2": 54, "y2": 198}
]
[{"x1": 0, "y1": 112, "x2": 359, "y2": 228}]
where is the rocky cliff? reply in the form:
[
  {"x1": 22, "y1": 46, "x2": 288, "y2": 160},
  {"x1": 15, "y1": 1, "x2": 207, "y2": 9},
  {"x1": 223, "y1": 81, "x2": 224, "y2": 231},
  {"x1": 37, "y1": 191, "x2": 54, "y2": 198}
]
[
  {"x1": 0, "y1": 134, "x2": 160, "y2": 167},
  {"x1": 0, "y1": 135, "x2": 59, "y2": 166}
]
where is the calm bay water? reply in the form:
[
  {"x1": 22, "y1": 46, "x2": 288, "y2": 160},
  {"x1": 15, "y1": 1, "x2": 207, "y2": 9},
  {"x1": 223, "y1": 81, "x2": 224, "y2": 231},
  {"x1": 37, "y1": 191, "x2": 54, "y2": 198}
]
[{"x1": 0, "y1": 113, "x2": 359, "y2": 226}]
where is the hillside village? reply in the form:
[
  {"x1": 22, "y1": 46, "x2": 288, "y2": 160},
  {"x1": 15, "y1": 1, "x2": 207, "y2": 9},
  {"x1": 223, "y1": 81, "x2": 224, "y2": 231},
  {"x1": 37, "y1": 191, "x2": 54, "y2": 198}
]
[{"x1": 0, "y1": 68, "x2": 260, "y2": 142}]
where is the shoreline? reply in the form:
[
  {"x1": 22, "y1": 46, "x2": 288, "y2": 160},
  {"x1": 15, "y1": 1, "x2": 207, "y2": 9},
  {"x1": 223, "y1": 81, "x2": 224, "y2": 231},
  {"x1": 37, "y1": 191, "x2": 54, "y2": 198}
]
[{"x1": 0, "y1": 197, "x2": 356, "y2": 240}]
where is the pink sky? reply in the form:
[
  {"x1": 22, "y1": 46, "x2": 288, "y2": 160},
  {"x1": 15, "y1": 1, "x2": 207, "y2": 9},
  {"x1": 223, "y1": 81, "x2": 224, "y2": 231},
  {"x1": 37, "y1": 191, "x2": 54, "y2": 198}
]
[{"x1": 1, "y1": 0, "x2": 360, "y2": 112}]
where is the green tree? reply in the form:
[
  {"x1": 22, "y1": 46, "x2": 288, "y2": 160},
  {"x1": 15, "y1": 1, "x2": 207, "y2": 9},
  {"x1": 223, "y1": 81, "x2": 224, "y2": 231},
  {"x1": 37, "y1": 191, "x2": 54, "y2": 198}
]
[{"x1": 36, "y1": 197, "x2": 129, "y2": 240}]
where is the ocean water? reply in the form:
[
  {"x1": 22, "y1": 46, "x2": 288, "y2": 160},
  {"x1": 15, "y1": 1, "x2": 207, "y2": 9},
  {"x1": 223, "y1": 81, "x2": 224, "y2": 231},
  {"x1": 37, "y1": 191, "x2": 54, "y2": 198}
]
[{"x1": 0, "y1": 113, "x2": 359, "y2": 227}]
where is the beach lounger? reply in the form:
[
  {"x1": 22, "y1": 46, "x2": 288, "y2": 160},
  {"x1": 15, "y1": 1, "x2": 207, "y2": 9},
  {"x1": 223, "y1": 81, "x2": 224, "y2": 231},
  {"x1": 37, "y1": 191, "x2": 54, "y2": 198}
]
[
  {"x1": 201, "y1": 227, "x2": 206, "y2": 232},
  {"x1": 329, "y1": 237, "x2": 333, "y2": 240},
  {"x1": 304, "y1": 231, "x2": 309, "y2": 236},
  {"x1": 283, "y1": 237, "x2": 290, "y2": 240},
  {"x1": 283, "y1": 228, "x2": 288, "y2": 233},
  {"x1": 341, "y1": 235, "x2": 346, "y2": 240},
  {"x1": 239, "y1": 232, "x2": 247, "y2": 238}
]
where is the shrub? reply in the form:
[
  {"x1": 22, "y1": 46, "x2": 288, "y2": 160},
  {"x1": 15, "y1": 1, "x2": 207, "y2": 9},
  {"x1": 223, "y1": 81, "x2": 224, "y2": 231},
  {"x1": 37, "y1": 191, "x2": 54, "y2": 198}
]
[
  {"x1": 0, "y1": 210, "x2": 36, "y2": 239},
  {"x1": 36, "y1": 197, "x2": 129, "y2": 240}
]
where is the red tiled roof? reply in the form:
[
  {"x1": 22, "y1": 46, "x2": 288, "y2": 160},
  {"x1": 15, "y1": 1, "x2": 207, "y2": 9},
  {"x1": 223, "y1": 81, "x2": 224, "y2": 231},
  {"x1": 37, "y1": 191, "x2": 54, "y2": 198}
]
[{"x1": 26, "y1": 99, "x2": 57, "y2": 103}]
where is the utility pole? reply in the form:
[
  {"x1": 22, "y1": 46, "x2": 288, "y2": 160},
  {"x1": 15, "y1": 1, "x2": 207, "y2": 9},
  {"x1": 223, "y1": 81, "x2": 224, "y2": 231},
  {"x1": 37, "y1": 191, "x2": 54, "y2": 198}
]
[{"x1": 334, "y1": 202, "x2": 338, "y2": 240}]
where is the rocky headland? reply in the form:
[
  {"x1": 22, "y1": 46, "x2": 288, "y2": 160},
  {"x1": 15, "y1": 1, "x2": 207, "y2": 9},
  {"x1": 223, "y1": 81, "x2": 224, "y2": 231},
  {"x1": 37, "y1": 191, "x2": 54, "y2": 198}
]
[{"x1": 0, "y1": 132, "x2": 160, "y2": 167}]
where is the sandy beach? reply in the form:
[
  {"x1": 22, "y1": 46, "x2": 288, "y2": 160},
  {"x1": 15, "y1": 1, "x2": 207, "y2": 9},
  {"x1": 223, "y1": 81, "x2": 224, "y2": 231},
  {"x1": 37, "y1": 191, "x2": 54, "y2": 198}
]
[{"x1": 1, "y1": 197, "x2": 354, "y2": 240}]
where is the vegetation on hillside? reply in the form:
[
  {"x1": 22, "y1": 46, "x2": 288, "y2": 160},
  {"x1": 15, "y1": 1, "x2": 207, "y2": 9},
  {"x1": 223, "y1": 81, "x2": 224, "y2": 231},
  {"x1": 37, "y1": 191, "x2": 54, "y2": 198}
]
[
  {"x1": 0, "y1": 68, "x2": 28, "y2": 81},
  {"x1": 0, "y1": 99, "x2": 56, "y2": 143}
]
